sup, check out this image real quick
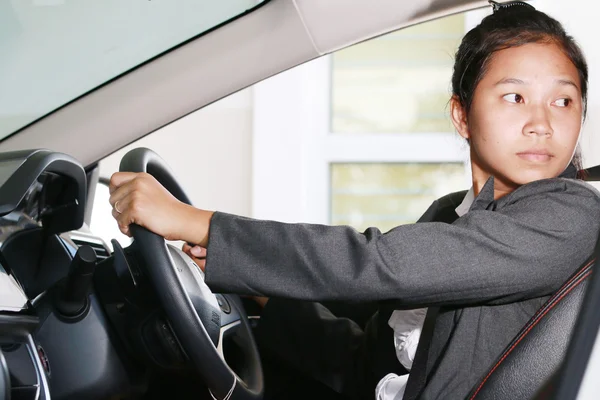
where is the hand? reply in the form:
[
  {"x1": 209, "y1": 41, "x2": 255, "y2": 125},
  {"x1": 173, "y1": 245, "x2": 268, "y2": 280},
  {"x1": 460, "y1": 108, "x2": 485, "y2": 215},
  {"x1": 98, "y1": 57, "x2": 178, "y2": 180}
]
[
  {"x1": 251, "y1": 296, "x2": 269, "y2": 308},
  {"x1": 109, "y1": 172, "x2": 213, "y2": 245},
  {"x1": 182, "y1": 243, "x2": 207, "y2": 272},
  {"x1": 181, "y1": 244, "x2": 269, "y2": 307},
  {"x1": 181, "y1": 244, "x2": 268, "y2": 307}
]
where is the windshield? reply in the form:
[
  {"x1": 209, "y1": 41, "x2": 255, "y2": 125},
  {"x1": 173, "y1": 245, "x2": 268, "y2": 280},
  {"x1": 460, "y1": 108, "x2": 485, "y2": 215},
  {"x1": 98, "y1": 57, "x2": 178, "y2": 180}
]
[{"x1": 0, "y1": 0, "x2": 266, "y2": 140}]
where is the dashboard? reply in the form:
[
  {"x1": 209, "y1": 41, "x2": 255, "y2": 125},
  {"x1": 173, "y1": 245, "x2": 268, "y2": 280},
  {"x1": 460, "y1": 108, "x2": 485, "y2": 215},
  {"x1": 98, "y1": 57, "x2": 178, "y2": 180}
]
[
  {"x1": 0, "y1": 149, "x2": 87, "y2": 400},
  {"x1": 0, "y1": 149, "x2": 244, "y2": 400}
]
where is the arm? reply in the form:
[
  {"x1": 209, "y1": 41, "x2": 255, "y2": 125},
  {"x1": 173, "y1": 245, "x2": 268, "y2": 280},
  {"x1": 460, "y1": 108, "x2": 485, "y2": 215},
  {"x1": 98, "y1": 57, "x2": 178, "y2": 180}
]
[
  {"x1": 204, "y1": 179, "x2": 600, "y2": 307},
  {"x1": 108, "y1": 173, "x2": 600, "y2": 306}
]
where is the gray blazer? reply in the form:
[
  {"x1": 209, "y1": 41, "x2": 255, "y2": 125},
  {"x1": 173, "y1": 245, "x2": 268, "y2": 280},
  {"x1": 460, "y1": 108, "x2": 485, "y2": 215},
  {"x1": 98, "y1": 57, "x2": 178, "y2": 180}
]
[
  {"x1": 205, "y1": 166, "x2": 600, "y2": 399},
  {"x1": 251, "y1": 190, "x2": 467, "y2": 400}
]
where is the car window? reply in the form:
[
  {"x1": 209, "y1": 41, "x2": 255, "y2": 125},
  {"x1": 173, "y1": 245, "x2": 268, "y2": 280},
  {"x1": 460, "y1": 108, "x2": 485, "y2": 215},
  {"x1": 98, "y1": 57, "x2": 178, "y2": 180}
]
[
  {"x1": 91, "y1": 4, "x2": 598, "y2": 247},
  {"x1": 327, "y1": 12, "x2": 472, "y2": 231},
  {"x1": 0, "y1": 0, "x2": 268, "y2": 140},
  {"x1": 91, "y1": 11, "x2": 479, "y2": 247},
  {"x1": 90, "y1": 182, "x2": 132, "y2": 251}
]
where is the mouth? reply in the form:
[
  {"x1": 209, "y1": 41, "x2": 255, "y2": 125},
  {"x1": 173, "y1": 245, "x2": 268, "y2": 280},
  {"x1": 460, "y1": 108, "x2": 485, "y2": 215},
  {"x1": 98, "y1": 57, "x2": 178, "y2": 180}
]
[{"x1": 516, "y1": 149, "x2": 554, "y2": 163}]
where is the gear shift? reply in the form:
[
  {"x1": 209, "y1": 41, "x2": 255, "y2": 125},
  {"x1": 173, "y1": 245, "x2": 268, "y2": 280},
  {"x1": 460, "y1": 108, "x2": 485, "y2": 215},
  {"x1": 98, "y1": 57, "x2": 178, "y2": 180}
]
[{"x1": 55, "y1": 245, "x2": 97, "y2": 318}]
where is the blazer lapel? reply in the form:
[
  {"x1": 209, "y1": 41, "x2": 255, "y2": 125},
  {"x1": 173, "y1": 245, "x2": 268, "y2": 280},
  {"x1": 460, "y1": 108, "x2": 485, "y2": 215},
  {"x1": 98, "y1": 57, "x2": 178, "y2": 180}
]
[{"x1": 403, "y1": 190, "x2": 466, "y2": 400}]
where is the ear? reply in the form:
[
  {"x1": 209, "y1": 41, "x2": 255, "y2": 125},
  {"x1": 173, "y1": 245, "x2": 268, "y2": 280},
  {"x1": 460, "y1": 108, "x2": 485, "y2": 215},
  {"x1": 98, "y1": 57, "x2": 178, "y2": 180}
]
[{"x1": 450, "y1": 95, "x2": 470, "y2": 140}]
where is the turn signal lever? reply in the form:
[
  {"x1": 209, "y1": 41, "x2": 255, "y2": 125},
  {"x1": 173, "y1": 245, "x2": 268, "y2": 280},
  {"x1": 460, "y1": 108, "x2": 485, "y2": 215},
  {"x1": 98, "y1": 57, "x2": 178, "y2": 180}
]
[{"x1": 55, "y1": 245, "x2": 97, "y2": 318}]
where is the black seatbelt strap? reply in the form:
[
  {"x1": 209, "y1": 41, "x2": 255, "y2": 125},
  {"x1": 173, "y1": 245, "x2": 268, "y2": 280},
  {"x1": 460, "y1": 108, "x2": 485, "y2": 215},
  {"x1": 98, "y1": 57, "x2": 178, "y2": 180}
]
[{"x1": 402, "y1": 307, "x2": 439, "y2": 399}]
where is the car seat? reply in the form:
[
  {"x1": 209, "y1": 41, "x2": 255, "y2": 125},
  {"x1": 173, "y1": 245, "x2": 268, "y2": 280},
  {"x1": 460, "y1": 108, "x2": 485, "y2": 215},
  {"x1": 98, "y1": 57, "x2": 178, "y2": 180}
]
[{"x1": 467, "y1": 166, "x2": 600, "y2": 399}]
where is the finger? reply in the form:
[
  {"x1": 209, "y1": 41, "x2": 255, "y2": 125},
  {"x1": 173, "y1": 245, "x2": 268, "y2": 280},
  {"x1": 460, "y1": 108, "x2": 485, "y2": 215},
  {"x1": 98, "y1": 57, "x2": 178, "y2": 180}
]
[
  {"x1": 109, "y1": 173, "x2": 154, "y2": 214},
  {"x1": 183, "y1": 243, "x2": 207, "y2": 258},
  {"x1": 196, "y1": 259, "x2": 206, "y2": 272},
  {"x1": 109, "y1": 172, "x2": 141, "y2": 194},
  {"x1": 182, "y1": 244, "x2": 194, "y2": 258},
  {"x1": 182, "y1": 245, "x2": 206, "y2": 272},
  {"x1": 110, "y1": 194, "x2": 141, "y2": 233},
  {"x1": 108, "y1": 178, "x2": 139, "y2": 209},
  {"x1": 186, "y1": 253, "x2": 206, "y2": 271},
  {"x1": 190, "y1": 245, "x2": 206, "y2": 258},
  {"x1": 112, "y1": 209, "x2": 132, "y2": 237},
  {"x1": 110, "y1": 190, "x2": 134, "y2": 219}
]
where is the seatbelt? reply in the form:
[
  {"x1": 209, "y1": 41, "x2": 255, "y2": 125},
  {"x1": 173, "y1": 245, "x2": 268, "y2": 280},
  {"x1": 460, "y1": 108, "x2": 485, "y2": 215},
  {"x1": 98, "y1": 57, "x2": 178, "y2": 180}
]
[
  {"x1": 402, "y1": 192, "x2": 464, "y2": 399},
  {"x1": 402, "y1": 307, "x2": 439, "y2": 400}
]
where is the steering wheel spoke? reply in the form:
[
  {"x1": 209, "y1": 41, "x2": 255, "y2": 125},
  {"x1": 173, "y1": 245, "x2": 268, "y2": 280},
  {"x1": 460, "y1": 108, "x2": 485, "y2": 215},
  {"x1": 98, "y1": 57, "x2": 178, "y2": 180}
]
[
  {"x1": 120, "y1": 148, "x2": 263, "y2": 400},
  {"x1": 217, "y1": 320, "x2": 241, "y2": 359}
]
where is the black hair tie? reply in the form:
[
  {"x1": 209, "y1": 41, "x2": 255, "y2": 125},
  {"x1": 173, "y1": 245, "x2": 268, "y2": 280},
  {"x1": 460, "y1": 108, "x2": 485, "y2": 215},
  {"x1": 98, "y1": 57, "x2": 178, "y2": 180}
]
[{"x1": 489, "y1": 0, "x2": 536, "y2": 13}]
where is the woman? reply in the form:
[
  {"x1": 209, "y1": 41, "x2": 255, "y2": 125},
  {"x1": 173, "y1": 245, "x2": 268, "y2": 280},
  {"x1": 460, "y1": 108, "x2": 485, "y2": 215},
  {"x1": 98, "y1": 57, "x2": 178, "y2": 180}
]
[{"x1": 109, "y1": 2, "x2": 600, "y2": 399}]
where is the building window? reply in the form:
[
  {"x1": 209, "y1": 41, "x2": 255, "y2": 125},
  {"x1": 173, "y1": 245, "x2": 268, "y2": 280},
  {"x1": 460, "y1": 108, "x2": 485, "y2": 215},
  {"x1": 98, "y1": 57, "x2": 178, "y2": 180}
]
[
  {"x1": 330, "y1": 163, "x2": 466, "y2": 231},
  {"x1": 331, "y1": 14, "x2": 465, "y2": 134},
  {"x1": 252, "y1": 11, "x2": 479, "y2": 226}
]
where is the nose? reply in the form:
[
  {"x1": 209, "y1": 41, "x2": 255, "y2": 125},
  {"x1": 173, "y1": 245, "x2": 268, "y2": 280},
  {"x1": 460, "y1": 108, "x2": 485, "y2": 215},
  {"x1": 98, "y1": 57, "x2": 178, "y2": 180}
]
[{"x1": 522, "y1": 105, "x2": 553, "y2": 137}]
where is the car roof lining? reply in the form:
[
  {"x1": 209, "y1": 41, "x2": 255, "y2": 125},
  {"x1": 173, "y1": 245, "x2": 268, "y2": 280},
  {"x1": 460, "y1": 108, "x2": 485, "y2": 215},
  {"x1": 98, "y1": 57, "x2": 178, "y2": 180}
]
[{"x1": 0, "y1": 0, "x2": 488, "y2": 167}]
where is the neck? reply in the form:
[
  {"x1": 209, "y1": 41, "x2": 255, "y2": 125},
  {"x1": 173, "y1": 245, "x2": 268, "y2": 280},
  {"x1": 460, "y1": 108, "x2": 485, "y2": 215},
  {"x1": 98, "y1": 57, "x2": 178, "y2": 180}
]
[{"x1": 470, "y1": 160, "x2": 517, "y2": 200}]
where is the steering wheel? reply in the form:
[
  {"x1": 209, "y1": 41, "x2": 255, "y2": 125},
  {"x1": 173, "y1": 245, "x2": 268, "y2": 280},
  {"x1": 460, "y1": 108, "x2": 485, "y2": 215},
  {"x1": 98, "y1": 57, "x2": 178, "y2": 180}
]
[{"x1": 119, "y1": 148, "x2": 263, "y2": 400}]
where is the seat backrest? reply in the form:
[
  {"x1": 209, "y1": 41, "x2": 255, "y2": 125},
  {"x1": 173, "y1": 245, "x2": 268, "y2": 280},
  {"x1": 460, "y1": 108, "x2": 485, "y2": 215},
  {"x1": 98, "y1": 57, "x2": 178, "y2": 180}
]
[
  {"x1": 467, "y1": 257, "x2": 595, "y2": 400},
  {"x1": 467, "y1": 165, "x2": 600, "y2": 400},
  {"x1": 585, "y1": 165, "x2": 600, "y2": 181}
]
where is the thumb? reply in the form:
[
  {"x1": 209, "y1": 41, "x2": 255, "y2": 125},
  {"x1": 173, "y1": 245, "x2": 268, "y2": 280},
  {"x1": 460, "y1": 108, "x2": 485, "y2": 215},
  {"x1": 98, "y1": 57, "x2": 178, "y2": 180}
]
[{"x1": 190, "y1": 245, "x2": 205, "y2": 258}]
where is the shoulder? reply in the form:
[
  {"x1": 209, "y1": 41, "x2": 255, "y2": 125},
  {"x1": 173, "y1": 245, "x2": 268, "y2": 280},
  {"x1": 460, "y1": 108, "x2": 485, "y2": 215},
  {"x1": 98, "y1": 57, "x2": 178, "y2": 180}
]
[
  {"x1": 500, "y1": 178, "x2": 600, "y2": 207},
  {"x1": 494, "y1": 178, "x2": 600, "y2": 232}
]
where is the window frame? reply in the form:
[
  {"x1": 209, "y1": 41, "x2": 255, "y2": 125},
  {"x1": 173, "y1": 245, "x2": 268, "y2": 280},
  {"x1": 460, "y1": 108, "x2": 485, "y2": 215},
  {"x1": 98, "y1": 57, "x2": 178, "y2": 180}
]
[{"x1": 251, "y1": 11, "x2": 486, "y2": 225}]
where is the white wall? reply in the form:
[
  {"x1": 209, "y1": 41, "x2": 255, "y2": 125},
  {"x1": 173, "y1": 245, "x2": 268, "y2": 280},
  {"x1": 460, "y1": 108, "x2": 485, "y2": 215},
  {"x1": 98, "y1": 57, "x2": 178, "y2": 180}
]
[
  {"x1": 94, "y1": 88, "x2": 253, "y2": 247},
  {"x1": 98, "y1": 88, "x2": 253, "y2": 213}
]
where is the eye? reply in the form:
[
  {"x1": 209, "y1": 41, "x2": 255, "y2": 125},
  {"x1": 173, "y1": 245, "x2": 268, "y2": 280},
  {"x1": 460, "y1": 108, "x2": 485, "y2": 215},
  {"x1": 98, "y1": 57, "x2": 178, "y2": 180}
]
[
  {"x1": 554, "y1": 98, "x2": 571, "y2": 107},
  {"x1": 503, "y1": 93, "x2": 523, "y2": 104}
]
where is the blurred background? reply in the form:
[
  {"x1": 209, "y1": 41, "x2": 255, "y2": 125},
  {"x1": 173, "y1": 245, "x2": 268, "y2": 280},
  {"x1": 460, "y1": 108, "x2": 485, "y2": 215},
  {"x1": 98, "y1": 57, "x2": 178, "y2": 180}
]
[{"x1": 81, "y1": 1, "x2": 600, "y2": 247}]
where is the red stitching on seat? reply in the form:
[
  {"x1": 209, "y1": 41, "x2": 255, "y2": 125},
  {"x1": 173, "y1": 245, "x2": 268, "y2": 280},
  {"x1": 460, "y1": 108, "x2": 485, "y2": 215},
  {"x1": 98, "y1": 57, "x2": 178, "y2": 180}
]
[
  {"x1": 511, "y1": 259, "x2": 595, "y2": 337},
  {"x1": 469, "y1": 261, "x2": 594, "y2": 400}
]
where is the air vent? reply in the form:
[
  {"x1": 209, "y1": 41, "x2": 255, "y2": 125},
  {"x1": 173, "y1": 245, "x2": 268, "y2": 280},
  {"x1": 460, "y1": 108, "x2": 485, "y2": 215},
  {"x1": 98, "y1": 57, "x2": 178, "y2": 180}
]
[{"x1": 71, "y1": 239, "x2": 110, "y2": 260}]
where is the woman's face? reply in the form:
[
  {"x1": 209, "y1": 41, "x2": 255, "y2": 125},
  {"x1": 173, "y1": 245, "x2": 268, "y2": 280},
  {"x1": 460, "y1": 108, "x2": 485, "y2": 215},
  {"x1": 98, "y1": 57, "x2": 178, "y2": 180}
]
[{"x1": 452, "y1": 42, "x2": 583, "y2": 195}]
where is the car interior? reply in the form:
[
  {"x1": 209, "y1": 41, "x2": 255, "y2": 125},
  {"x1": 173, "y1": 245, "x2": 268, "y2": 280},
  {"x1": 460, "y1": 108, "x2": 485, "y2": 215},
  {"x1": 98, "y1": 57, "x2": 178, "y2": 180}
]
[{"x1": 1, "y1": 1, "x2": 600, "y2": 399}]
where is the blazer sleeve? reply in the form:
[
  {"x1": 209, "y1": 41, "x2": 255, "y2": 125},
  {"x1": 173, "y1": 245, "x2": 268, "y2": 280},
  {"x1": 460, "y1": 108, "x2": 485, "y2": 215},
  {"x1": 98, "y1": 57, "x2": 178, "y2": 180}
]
[{"x1": 204, "y1": 179, "x2": 600, "y2": 307}]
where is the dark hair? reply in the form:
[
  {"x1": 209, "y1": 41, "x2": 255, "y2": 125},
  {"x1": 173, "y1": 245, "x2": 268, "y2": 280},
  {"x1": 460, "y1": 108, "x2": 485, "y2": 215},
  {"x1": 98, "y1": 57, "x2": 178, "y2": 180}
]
[
  {"x1": 451, "y1": 5, "x2": 589, "y2": 172},
  {"x1": 452, "y1": 6, "x2": 588, "y2": 117}
]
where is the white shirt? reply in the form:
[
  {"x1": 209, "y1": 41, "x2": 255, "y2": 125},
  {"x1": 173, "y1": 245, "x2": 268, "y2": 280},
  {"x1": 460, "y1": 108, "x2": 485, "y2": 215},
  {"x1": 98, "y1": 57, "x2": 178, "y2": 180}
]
[{"x1": 376, "y1": 188, "x2": 475, "y2": 400}]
